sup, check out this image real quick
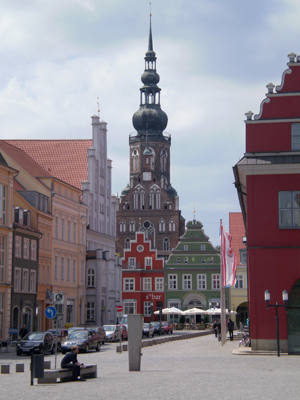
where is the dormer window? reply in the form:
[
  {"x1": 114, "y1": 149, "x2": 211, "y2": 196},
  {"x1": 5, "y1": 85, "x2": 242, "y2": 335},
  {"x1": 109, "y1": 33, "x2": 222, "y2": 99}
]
[
  {"x1": 15, "y1": 207, "x2": 24, "y2": 225},
  {"x1": 24, "y1": 210, "x2": 31, "y2": 227}
]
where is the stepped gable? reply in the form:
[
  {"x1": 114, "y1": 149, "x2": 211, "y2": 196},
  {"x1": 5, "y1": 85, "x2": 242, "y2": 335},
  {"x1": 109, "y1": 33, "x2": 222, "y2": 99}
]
[{"x1": 5, "y1": 139, "x2": 92, "y2": 190}]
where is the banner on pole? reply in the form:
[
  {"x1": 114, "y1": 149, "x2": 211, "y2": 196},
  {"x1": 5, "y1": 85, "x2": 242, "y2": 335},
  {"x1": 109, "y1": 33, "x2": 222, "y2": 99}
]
[{"x1": 220, "y1": 221, "x2": 237, "y2": 287}]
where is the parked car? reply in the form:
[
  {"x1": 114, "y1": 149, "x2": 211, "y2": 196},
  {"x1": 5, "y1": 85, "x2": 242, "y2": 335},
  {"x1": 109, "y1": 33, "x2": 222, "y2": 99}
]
[
  {"x1": 142, "y1": 323, "x2": 154, "y2": 337},
  {"x1": 61, "y1": 329, "x2": 101, "y2": 354},
  {"x1": 161, "y1": 321, "x2": 173, "y2": 334},
  {"x1": 103, "y1": 325, "x2": 121, "y2": 342},
  {"x1": 151, "y1": 321, "x2": 165, "y2": 335},
  {"x1": 117, "y1": 324, "x2": 128, "y2": 340},
  {"x1": 16, "y1": 331, "x2": 55, "y2": 356},
  {"x1": 47, "y1": 329, "x2": 68, "y2": 351},
  {"x1": 67, "y1": 326, "x2": 85, "y2": 338},
  {"x1": 88, "y1": 326, "x2": 106, "y2": 345}
]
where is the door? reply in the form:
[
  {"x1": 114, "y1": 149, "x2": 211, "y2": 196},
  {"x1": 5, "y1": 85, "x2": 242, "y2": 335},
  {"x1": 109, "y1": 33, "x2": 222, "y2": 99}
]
[{"x1": 287, "y1": 279, "x2": 300, "y2": 355}]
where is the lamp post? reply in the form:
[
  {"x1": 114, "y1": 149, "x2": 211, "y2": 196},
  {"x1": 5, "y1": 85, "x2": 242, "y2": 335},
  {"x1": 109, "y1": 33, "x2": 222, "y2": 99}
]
[{"x1": 264, "y1": 289, "x2": 288, "y2": 357}]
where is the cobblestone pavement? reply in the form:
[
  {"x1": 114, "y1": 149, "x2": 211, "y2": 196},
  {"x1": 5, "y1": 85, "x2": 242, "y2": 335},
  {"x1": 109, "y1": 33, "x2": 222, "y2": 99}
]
[{"x1": 0, "y1": 333, "x2": 299, "y2": 400}]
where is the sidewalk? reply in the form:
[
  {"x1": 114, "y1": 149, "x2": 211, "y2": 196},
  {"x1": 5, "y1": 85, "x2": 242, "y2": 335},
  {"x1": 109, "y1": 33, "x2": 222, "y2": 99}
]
[{"x1": 1, "y1": 333, "x2": 299, "y2": 400}]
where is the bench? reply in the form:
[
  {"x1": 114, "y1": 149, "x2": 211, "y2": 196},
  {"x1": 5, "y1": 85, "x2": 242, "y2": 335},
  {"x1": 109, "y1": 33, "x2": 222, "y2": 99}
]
[{"x1": 37, "y1": 364, "x2": 97, "y2": 384}]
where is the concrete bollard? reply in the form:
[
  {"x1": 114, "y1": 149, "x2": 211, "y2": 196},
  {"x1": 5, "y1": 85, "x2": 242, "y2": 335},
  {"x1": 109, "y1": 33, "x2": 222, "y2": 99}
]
[
  {"x1": 122, "y1": 344, "x2": 128, "y2": 351},
  {"x1": 16, "y1": 364, "x2": 25, "y2": 373},
  {"x1": 44, "y1": 361, "x2": 51, "y2": 369},
  {"x1": 1, "y1": 365, "x2": 10, "y2": 374},
  {"x1": 128, "y1": 314, "x2": 143, "y2": 371}
]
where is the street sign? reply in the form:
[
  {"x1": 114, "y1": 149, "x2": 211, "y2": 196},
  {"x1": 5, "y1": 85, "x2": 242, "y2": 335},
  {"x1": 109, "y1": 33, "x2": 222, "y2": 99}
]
[
  {"x1": 53, "y1": 292, "x2": 65, "y2": 305},
  {"x1": 116, "y1": 305, "x2": 123, "y2": 313},
  {"x1": 45, "y1": 306, "x2": 57, "y2": 319}
]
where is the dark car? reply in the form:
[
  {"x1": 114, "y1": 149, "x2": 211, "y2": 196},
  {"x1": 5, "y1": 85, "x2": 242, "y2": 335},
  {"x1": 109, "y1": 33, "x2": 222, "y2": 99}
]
[
  {"x1": 161, "y1": 321, "x2": 173, "y2": 334},
  {"x1": 61, "y1": 329, "x2": 101, "y2": 354},
  {"x1": 151, "y1": 322, "x2": 165, "y2": 335},
  {"x1": 142, "y1": 323, "x2": 154, "y2": 337},
  {"x1": 87, "y1": 326, "x2": 106, "y2": 345},
  {"x1": 47, "y1": 329, "x2": 68, "y2": 351},
  {"x1": 16, "y1": 331, "x2": 55, "y2": 356}
]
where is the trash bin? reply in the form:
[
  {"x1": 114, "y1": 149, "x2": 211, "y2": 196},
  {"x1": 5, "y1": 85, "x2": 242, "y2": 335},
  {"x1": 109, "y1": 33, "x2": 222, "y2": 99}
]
[{"x1": 31, "y1": 354, "x2": 44, "y2": 385}]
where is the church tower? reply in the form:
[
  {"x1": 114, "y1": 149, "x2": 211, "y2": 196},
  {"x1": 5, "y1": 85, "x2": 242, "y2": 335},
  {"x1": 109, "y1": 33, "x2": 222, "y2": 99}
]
[{"x1": 116, "y1": 17, "x2": 185, "y2": 259}]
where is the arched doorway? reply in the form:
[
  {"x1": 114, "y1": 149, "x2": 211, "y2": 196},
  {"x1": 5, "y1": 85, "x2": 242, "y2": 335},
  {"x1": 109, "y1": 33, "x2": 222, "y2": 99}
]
[
  {"x1": 236, "y1": 302, "x2": 248, "y2": 326},
  {"x1": 22, "y1": 306, "x2": 32, "y2": 332},
  {"x1": 287, "y1": 278, "x2": 300, "y2": 355}
]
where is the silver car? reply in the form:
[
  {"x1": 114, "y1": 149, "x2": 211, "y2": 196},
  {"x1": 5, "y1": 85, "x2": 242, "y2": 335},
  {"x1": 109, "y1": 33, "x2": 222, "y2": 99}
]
[{"x1": 103, "y1": 325, "x2": 121, "y2": 342}]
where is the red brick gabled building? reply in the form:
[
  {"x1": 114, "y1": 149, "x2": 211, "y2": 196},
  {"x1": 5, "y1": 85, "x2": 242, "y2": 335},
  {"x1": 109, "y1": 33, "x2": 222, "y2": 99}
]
[
  {"x1": 122, "y1": 232, "x2": 164, "y2": 321},
  {"x1": 233, "y1": 52, "x2": 300, "y2": 353}
]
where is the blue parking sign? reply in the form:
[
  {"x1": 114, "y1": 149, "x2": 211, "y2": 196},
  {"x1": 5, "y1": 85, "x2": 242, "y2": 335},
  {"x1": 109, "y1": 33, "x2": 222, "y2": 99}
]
[{"x1": 45, "y1": 306, "x2": 57, "y2": 319}]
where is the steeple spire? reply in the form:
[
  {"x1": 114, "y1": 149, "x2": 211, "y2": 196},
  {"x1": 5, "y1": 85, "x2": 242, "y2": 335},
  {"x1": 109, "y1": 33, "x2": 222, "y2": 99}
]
[{"x1": 148, "y1": 10, "x2": 153, "y2": 53}]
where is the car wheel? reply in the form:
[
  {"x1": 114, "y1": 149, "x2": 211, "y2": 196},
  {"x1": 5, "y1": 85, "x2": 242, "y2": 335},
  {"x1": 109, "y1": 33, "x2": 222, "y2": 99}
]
[
  {"x1": 61, "y1": 349, "x2": 66, "y2": 354},
  {"x1": 96, "y1": 342, "x2": 100, "y2": 352},
  {"x1": 16, "y1": 350, "x2": 21, "y2": 356},
  {"x1": 147, "y1": 333, "x2": 149, "y2": 337},
  {"x1": 102, "y1": 340, "x2": 105, "y2": 345},
  {"x1": 152, "y1": 332, "x2": 154, "y2": 337},
  {"x1": 85, "y1": 344, "x2": 89, "y2": 353}
]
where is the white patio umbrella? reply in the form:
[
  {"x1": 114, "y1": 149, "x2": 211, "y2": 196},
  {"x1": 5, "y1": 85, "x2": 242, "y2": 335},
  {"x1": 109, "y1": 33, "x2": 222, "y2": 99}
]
[
  {"x1": 182, "y1": 308, "x2": 208, "y2": 325},
  {"x1": 153, "y1": 307, "x2": 183, "y2": 315},
  {"x1": 206, "y1": 308, "x2": 237, "y2": 315}
]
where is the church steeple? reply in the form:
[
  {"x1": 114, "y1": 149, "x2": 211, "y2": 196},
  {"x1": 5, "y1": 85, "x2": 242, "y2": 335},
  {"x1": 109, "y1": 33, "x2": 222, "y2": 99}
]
[{"x1": 132, "y1": 15, "x2": 168, "y2": 137}]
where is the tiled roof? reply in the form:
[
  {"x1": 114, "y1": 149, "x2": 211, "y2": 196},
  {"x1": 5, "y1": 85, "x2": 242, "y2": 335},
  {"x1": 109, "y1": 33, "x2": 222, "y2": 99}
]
[
  {"x1": 13, "y1": 178, "x2": 26, "y2": 191},
  {"x1": 229, "y1": 212, "x2": 246, "y2": 265},
  {"x1": 5, "y1": 140, "x2": 93, "y2": 190},
  {"x1": 0, "y1": 141, "x2": 51, "y2": 178}
]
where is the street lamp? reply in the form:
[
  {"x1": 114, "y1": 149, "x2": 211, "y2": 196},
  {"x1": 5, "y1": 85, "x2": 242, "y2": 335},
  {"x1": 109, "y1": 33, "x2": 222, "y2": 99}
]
[{"x1": 264, "y1": 289, "x2": 288, "y2": 357}]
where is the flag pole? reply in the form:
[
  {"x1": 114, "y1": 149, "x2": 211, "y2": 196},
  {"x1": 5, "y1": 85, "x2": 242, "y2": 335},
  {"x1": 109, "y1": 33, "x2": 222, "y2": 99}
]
[{"x1": 220, "y1": 219, "x2": 226, "y2": 345}]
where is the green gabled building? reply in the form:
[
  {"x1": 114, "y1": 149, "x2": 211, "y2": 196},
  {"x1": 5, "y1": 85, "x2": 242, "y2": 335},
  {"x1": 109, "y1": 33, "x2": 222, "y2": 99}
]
[{"x1": 165, "y1": 219, "x2": 221, "y2": 320}]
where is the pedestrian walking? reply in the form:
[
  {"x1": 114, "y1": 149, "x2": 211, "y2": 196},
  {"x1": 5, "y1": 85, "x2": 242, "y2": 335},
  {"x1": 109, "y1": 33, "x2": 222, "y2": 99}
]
[{"x1": 228, "y1": 318, "x2": 234, "y2": 341}]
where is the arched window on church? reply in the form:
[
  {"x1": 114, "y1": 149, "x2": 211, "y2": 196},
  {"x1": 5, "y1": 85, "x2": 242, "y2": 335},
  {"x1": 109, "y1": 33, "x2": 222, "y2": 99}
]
[
  {"x1": 164, "y1": 201, "x2": 172, "y2": 210},
  {"x1": 160, "y1": 149, "x2": 168, "y2": 171},
  {"x1": 87, "y1": 268, "x2": 95, "y2": 287},
  {"x1": 140, "y1": 220, "x2": 155, "y2": 248},
  {"x1": 132, "y1": 149, "x2": 139, "y2": 172},
  {"x1": 161, "y1": 176, "x2": 168, "y2": 189},
  {"x1": 129, "y1": 220, "x2": 136, "y2": 232},
  {"x1": 159, "y1": 218, "x2": 165, "y2": 232},
  {"x1": 163, "y1": 237, "x2": 170, "y2": 251},
  {"x1": 120, "y1": 220, "x2": 126, "y2": 233},
  {"x1": 125, "y1": 238, "x2": 131, "y2": 249},
  {"x1": 122, "y1": 201, "x2": 130, "y2": 210},
  {"x1": 133, "y1": 185, "x2": 145, "y2": 210},
  {"x1": 169, "y1": 219, "x2": 175, "y2": 232},
  {"x1": 149, "y1": 184, "x2": 161, "y2": 210}
]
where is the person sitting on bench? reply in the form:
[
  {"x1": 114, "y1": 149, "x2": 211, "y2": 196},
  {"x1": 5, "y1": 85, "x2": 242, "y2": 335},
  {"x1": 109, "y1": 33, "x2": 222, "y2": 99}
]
[{"x1": 61, "y1": 345, "x2": 85, "y2": 381}]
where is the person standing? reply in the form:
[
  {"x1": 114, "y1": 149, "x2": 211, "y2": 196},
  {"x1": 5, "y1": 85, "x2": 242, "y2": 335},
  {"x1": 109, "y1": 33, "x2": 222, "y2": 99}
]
[
  {"x1": 228, "y1": 318, "x2": 234, "y2": 341},
  {"x1": 19, "y1": 324, "x2": 28, "y2": 339},
  {"x1": 212, "y1": 320, "x2": 218, "y2": 337},
  {"x1": 61, "y1": 345, "x2": 86, "y2": 381}
]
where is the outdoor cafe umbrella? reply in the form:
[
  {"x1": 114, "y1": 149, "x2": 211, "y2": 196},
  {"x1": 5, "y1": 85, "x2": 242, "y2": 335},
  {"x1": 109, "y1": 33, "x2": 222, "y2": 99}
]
[
  {"x1": 182, "y1": 307, "x2": 208, "y2": 324},
  {"x1": 206, "y1": 308, "x2": 237, "y2": 315},
  {"x1": 153, "y1": 307, "x2": 183, "y2": 315}
]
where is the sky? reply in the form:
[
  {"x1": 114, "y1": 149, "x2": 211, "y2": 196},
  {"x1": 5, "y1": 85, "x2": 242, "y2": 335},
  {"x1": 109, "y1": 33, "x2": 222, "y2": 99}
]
[{"x1": 1, "y1": 0, "x2": 300, "y2": 246}]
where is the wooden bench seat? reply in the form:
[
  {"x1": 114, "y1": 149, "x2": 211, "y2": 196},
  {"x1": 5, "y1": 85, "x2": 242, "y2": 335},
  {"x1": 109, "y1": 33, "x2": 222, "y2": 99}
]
[{"x1": 37, "y1": 364, "x2": 97, "y2": 384}]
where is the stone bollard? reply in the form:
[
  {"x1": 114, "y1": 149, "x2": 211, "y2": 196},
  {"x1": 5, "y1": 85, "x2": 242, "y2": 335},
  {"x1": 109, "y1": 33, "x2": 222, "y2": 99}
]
[
  {"x1": 16, "y1": 364, "x2": 25, "y2": 373},
  {"x1": 1, "y1": 365, "x2": 10, "y2": 374},
  {"x1": 128, "y1": 314, "x2": 143, "y2": 371},
  {"x1": 122, "y1": 344, "x2": 128, "y2": 351},
  {"x1": 44, "y1": 361, "x2": 51, "y2": 369}
]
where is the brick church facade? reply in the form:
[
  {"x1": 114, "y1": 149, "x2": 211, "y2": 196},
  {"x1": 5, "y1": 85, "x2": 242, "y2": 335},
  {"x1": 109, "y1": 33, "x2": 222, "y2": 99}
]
[{"x1": 116, "y1": 18, "x2": 185, "y2": 259}]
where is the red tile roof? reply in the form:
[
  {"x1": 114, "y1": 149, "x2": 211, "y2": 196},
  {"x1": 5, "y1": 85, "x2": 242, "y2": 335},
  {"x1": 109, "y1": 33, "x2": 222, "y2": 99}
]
[
  {"x1": 229, "y1": 212, "x2": 246, "y2": 265},
  {"x1": 4, "y1": 140, "x2": 93, "y2": 190}
]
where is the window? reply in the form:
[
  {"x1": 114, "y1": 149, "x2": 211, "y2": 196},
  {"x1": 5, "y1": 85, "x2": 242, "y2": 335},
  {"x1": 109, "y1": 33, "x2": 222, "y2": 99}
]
[
  {"x1": 184, "y1": 257, "x2": 188, "y2": 264},
  {"x1": 212, "y1": 274, "x2": 220, "y2": 289},
  {"x1": 61, "y1": 219, "x2": 65, "y2": 240},
  {"x1": 201, "y1": 245, "x2": 206, "y2": 251},
  {"x1": 129, "y1": 220, "x2": 135, "y2": 232},
  {"x1": 184, "y1": 245, "x2": 188, "y2": 251},
  {"x1": 124, "y1": 278, "x2": 135, "y2": 291},
  {"x1": 31, "y1": 240, "x2": 37, "y2": 261},
  {"x1": 163, "y1": 237, "x2": 170, "y2": 251},
  {"x1": 201, "y1": 257, "x2": 206, "y2": 264},
  {"x1": 73, "y1": 259, "x2": 76, "y2": 282},
  {"x1": 168, "y1": 274, "x2": 177, "y2": 289},
  {"x1": 124, "y1": 301, "x2": 137, "y2": 315},
  {"x1": 73, "y1": 221, "x2": 77, "y2": 243},
  {"x1": 292, "y1": 123, "x2": 300, "y2": 150},
  {"x1": 197, "y1": 274, "x2": 207, "y2": 290},
  {"x1": 30, "y1": 271, "x2": 36, "y2": 292},
  {"x1": 15, "y1": 236, "x2": 21, "y2": 258},
  {"x1": 14, "y1": 268, "x2": 21, "y2": 291},
  {"x1": 22, "y1": 269, "x2": 29, "y2": 291},
  {"x1": 155, "y1": 277, "x2": 164, "y2": 291},
  {"x1": 87, "y1": 268, "x2": 95, "y2": 287},
  {"x1": 169, "y1": 219, "x2": 175, "y2": 232},
  {"x1": 209, "y1": 257, "x2": 214, "y2": 264},
  {"x1": 159, "y1": 219, "x2": 165, "y2": 232},
  {"x1": 0, "y1": 236, "x2": 5, "y2": 282},
  {"x1": 61, "y1": 257, "x2": 65, "y2": 281},
  {"x1": 144, "y1": 301, "x2": 152, "y2": 316},
  {"x1": 133, "y1": 185, "x2": 145, "y2": 210},
  {"x1": 279, "y1": 191, "x2": 300, "y2": 227},
  {"x1": 176, "y1": 257, "x2": 180, "y2": 264},
  {"x1": 55, "y1": 217, "x2": 59, "y2": 239},
  {"x1": 23, "y1": 238, "x2": 29, "y2": 259},
  {"x1": 46, "y1": 265, "x2": 50, "y2": 285},
  {"x1": 81, "y1": 260, "x2": 84, "y2": 283},
  {"x1": 235, "y1": 275, "x2": 244, "y2": 289},
  {"x1": 183, "y1": 274, "x2": 192, "y2": 290},
  {"x1": 143, "y1": 277, "x2": 152, "y2": 291},
  {"x1": 42, "y1": 264, "x2": 45, "y2": 284},
  {"x1": 128, "y1": 258, "x2": 136, "y2": 269},
  {"x1": 125, "y1": 238, "x2": 130, "y2": 249},
  {"x1": 0, "y1": 184, "x2": 6, "y2": 225},
  {"x1": 145, "y1": 257, "x2": 152, "y2": 267},
  {"x1": 149, "y1": 185, "x2": 161, "y2": 210},
  {"x1": 67, "y1": 259, "x2": 71, "y2": 281},
  {"x1": 120, "y1": 220, "x2": 126, "y2": 233},
  {"x1": 240, "y1": 251, "x2": 247, "y2": 265},
  {"x1": 54, "y1": 256, "x2": 58, "y2": 280},
  {"x1": 67, "y1": 221, "x2": 71, "y2": 241},
  {"x1": 86, "y1": 302, "x2": 95, "y2": 320}
]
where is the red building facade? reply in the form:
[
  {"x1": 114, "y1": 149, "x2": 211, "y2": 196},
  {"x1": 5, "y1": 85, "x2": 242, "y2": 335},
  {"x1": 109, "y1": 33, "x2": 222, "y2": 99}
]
[
  {"x1": 122, "y1": 232, "x2": 164, "y2": 322},
  {"x1": 234, "y1": 52, "x2": 300, "y2": 353}
]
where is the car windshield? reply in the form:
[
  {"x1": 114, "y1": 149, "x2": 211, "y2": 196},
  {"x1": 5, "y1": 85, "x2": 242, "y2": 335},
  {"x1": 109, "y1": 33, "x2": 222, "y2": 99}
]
[
  {"x1": 68, "y1": 327, "x2": 84, "y2": 335},
  {"x1": 24, "y1": 333, "x2": 43, "y2": 341},
  {"x1": 70, "y1": 331, "x2": 88, "y2": 339},
  {"x1": 162, "y1": 322, "x2": 167, "y2": 326},
  {"x1": 144, "y1": 323, "x2": 149, "y2": 328},
  {"x1": 152, "y1": 322, "x2": 159, "y2": 326},
  {"x1": 48, "y1": 330, "x2": 61, "y2": 336},
  {"x1": 119, "y1": 316, "x2": 127, "y2": 325},
  {"x1": 103, "y1": 325, "x2": 115, "y2": 331}
]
